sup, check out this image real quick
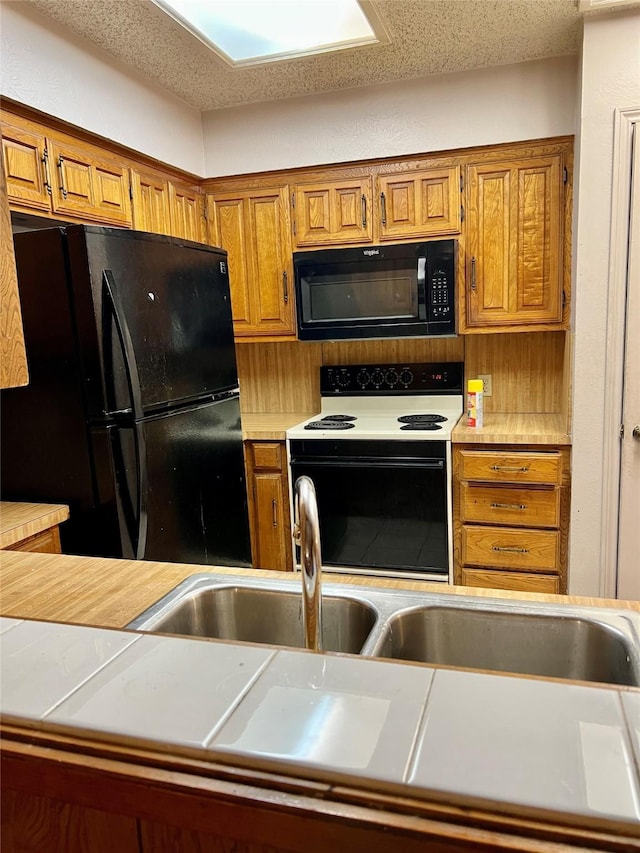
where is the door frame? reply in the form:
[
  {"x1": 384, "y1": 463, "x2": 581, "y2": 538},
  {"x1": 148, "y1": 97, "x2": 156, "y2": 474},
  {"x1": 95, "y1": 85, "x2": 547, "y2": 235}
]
[{"x1": 600, "y1": 106, "x2": 640, "y2": 598}]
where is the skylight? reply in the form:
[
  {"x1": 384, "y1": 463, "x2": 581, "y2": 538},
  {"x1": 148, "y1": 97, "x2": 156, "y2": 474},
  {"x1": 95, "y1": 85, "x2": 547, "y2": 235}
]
[{"x1": 152, "y1": 0, "x2": 386, "y2": 67}]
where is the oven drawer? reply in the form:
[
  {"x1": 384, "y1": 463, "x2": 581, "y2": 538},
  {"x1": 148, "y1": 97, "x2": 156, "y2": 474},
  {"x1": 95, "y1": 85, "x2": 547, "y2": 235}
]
[
  {"x1": 460, "y1": 568, "x2": 560, "y2": 594},
  {"x1": 462, "y1": 525, "x2": 560, "y2": 572},
  {"x1": 460, "y1": 483, "x2": 560, "y2": 528},
  {"x1": 459, "y1": 450, "x2": 562, "y2": 485}
]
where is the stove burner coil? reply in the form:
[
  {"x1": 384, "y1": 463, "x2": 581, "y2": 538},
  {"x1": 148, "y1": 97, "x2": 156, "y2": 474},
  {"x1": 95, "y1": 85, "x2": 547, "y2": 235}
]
[
  {"x1": 304, "y1": 420, "x2": 356, "y2": 431},
  {"x1": 399, "y1": 423, "x2": 443, "y2": 431},
  {"x1": 320, "y1": 414, "x2": 357, "y2": 422},
  {"x1": 397, "y1": 414, "x2": 447, "y2": 424}
]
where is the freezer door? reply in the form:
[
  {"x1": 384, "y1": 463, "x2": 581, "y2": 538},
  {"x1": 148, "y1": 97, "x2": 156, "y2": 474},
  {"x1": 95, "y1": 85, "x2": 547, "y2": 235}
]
[
  {"x1": 111, "y1": 395, "x2": 251, "y2": 567},
  {"x1": 67, "y1": 226, "x2": 238, "y2": 418}
]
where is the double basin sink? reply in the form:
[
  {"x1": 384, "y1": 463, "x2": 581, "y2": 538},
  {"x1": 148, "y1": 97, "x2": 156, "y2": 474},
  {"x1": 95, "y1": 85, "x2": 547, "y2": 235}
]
[{"x1": 127, "y1": 573, "x2": 640, "y2": 688}]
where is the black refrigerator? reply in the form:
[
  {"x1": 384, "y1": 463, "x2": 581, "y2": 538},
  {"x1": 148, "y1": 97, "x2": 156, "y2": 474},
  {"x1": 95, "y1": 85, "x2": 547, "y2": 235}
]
[{"x1": 1, "y1": 225, "x2": 252, "y2": 567}]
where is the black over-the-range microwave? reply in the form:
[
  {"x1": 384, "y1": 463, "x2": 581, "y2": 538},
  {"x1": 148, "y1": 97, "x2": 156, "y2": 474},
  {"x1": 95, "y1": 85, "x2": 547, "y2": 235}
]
[{"x1": 293, "y1": 239, "x2": 456, "y2": 341}]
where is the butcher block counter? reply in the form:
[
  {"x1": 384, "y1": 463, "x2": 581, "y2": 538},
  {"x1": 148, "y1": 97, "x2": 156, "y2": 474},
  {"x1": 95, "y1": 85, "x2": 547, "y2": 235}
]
[
  {"x1": 0, "y1": 501, "x2": 69, "y2": 552},
  {"x1": 1, "y1": 551, "x2": 639, "y2": 853}
]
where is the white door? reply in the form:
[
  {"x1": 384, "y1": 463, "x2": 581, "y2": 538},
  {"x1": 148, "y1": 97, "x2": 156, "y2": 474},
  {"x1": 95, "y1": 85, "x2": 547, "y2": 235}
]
[{"x1": 617, "y1": 128, "x2": 640, "y2": 600}]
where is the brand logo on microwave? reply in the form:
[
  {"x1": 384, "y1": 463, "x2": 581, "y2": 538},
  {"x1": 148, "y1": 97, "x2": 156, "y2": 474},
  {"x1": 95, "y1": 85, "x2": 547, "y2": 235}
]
[{"x1": 362, "y1": 249, "x2": 380, "y2": 256}]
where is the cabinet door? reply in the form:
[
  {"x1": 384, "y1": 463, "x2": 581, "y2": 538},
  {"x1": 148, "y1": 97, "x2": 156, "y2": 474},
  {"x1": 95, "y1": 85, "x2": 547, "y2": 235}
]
[
  {"x1": 245, "y1": 442, "x2": 293, "y2": 571},
  {"x1": 376, "y1": 167, "x2": 460, "y2": 240},
  {"x1": 293, "y1": 178, "x2": 372, "y2": 246},
  {"x1": 208, "y1": 187, "x2": 295, "y2": 337},
  {"x1": 168, "y1": 180, "x2": 203, "y2": 242},
  {"x1": 1, "y1": 120, "x2": 51, "y2": 213},
  {"x1": 130, "y1": 167, "x2": 172, "y2": 235},
  {"x1": 48, "y1": 140, "x2": 132, "y2": 225},
  {"x1": 465, "y1": 156, "x2": 563, "y2": 329}
]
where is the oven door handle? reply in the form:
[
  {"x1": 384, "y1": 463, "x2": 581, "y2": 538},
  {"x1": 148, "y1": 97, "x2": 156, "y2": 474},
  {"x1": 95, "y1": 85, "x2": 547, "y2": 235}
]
[
  {"x1": 417, "y1": 256, "x2": 427, "y2": 320},
  {"x1": 291, "y1": 458, "x2": 445, "y2": 470}
]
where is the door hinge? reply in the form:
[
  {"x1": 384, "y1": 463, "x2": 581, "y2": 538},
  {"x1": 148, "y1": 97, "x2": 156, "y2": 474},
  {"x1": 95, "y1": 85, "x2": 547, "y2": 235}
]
[
  {"x1": 562, "y1": 289, "x2": 566, "y2": 309},
  {"x1": 203, "y1": 198, "x2": 208, "y2": 220},
  {"x1": 460, "y1": 204, "x2": 465, "y2": 223},
  {"x1": 620, "y1": 423, "x2": 625, "y2": 439},
  {"x1": 129, "y1": 183, "x2": 133, "y2": 201},
  {"x1": 563, "y1": 167, "x2": 568, "y2": 184},
  {"x1": 460, "y1": 174, "x2": 464, "y2": 192}
]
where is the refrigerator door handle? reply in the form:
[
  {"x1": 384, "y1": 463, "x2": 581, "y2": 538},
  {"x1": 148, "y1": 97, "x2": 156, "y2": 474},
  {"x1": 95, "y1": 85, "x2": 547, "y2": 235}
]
[
  {"x1": 102, "y1": 269, "x2": 144, "y2": 420},
  {"x1": 111, "y1": 422, "x2": 148, "y2": 560}
]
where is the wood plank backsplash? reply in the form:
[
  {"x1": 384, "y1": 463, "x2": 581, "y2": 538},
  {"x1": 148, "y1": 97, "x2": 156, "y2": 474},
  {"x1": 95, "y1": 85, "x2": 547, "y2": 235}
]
[{"x1": 237, "y1": 332, "x2": 567, "y2": 416}]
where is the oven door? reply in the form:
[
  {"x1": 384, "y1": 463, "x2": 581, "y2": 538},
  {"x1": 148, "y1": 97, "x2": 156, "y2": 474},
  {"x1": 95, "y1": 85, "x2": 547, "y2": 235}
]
[{"x1": 289, "y1": 439, "x2": 451, "y2": 580}]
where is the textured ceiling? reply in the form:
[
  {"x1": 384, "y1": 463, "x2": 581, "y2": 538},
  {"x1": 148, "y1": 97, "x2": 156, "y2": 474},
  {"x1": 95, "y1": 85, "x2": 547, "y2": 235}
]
[{"x1": 25, "y1": 0, "x2": 583, "y2": 111}]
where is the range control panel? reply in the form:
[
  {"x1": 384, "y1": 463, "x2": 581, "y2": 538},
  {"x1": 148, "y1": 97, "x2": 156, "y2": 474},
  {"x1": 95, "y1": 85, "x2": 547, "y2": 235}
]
[{"x1": 320, "y1": 362, "x2": 464, "y2": 395}]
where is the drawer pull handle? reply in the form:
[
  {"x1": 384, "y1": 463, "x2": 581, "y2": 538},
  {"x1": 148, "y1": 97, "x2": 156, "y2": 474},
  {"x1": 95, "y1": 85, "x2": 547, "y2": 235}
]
[
  {"x1": 490, "y1": 502, "x2": 527, "y2": 510},
  {"x1": 492, "y1": 546, "x2": 529, "y2": 554},
  {"x1": 490, "y1": 465, "x2": 530, "y2": 473},
  {"x1": 272, "y1": 498, "x2": 278, "y2": 528},
  {"x1": 361, "y1": 194, "x2": 367, "y2": 228}
]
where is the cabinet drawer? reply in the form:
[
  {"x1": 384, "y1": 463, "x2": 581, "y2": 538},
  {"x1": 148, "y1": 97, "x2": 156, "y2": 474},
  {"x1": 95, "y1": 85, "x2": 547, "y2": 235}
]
[
  {"x1": 460, "y1": 483, "x2": 560, "y2": 528},
  {"x1": 459, "y1": 450, "x2": 562, "y2": 485},
  {"x1": 251, "y1": 442, "x2": 283, "y2": 471},
  {"x1": 461, "y1": 568, "x2": 560, "y2": 594},
  {"x1": 462, "y1": 525, "x2": 560, "y2": 571}
]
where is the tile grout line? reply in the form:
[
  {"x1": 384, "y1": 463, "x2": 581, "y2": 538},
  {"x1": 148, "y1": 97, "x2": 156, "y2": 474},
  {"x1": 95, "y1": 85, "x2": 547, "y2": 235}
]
[
  {"x1": 401, "y1": 668, "x2": 438, "y2": 784},
  {"x1": 203, "y1": 648, "x2": 280, "y2": 749},
  {"x1": 38, "y1": 626, "x2": 144, "y2": 722}
]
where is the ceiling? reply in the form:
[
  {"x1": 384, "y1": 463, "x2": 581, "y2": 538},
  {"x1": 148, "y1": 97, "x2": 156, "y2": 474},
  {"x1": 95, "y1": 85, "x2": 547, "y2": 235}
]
[{"x1": 26, "y1": 0, "x2": 585, "y2": 112}]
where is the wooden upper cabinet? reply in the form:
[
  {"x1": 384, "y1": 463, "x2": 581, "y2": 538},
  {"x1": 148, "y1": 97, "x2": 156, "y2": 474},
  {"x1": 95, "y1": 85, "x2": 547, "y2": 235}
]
[
  {"x1": 48, "y1": 139, "x2": 132, "y2": 226},
  {"x1": 168, "y1": 180, "x2": 203, "y2": 242},
  {"x1": 293, "y1": 177, "x2": 373, "y2": 246},
  {"x1": 376, "y1": 166, "x2": 461, "y2": 241},
  {"x1": 1, "y1": 120, "x2": 51, "y2": 213},
  {"x1": 130, "y1": 167, "x2": 172, "y2": 235},
  {"x1": 1, "y1": 157, "x2": 28, "y2": 389},
  {"x1": 207, "y1": 186, "x2": 295, "y2": 338},
  {"x1": 464, "y1": 155, "x2": 564, "y2": 330}
]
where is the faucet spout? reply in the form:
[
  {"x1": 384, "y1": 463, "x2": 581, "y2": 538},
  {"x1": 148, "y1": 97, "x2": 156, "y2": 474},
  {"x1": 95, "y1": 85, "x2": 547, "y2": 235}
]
[{"x1": 293, "y1": 475, "x2": 323, "y2": 652}]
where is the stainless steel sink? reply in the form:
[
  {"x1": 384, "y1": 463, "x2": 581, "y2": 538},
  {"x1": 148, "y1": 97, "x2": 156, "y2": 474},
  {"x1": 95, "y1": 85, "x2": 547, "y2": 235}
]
[
  {"x1": 128, "y1": 572, "x2": 640, "y2": 687},
  {"x1": 368, "y1": 606, "x2": 640, "y2": 686},
  {"x1": 127, "y1": 578, "x2": 377, "y2": 654}
]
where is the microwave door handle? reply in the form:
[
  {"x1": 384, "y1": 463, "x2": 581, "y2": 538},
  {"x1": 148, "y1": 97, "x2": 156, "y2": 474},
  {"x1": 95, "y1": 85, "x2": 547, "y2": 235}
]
[{"x1": 417, "y1": 257, "x2": 427, "y2": 320}]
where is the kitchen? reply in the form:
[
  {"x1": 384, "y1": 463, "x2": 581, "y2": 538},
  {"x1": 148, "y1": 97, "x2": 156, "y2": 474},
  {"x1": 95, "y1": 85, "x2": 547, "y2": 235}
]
[{"x1": 1, "y1": 1, "x2": 639, "y2": 850}]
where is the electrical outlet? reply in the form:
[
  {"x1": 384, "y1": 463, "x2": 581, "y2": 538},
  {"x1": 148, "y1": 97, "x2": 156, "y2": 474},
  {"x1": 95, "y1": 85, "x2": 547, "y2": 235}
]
[{"x1": 478, "y1": 374, "x2": 492, "y2": 397}]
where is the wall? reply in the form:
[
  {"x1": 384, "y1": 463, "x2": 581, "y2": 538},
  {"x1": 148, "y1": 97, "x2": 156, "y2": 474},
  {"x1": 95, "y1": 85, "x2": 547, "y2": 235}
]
[
  {"x1": 202, "y1": 56, "x2": 577, "y2": 176},
  {"x1": 0, "y1": 3, "x2": 205, "y2": 175},
  {"x1": 569, "y1": 9, "x2": 640, "y2": 596}
]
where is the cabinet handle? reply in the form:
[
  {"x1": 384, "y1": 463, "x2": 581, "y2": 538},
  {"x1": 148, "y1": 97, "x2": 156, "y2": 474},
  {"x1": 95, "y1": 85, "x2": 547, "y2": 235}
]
[
  {"x1": 490, "y1": 465, "x2": 530, "y2": 473},
  {"x1": 380, "y1": 192, "x2": 387, "y2": 226},
  {"x1": 41, "y1": 148, "x2": 52, "y2": 196},
  {"x1": 282, "y1": 270, "x2": 289, "y2": 304},
  {"x1": 272, "y1": 498, "x2": 278, "y2": 528},
  {"x1": 471, "y1": 256, "x2": 476, "y2": 291},
  {"x1": 490, "y1": 502, "x2": 527, "y2": 510},
  {"x1": 492, "y1": 546, "x2": 529, "y2": 554},
  {"x1": 57, "y1": 156, "x2": 68, "y2": 200},
  {"x1": 361, "y1": 194, "x2": 367, "y2": 228}
]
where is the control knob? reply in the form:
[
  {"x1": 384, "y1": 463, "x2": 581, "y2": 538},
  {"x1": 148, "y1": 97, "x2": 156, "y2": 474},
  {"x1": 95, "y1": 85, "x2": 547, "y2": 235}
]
[
  {"x1": 385, "y1": 368, "x2": 399, "y2": 387},
  {"x1": 399, "y1": 368, "x2": 414, "y2": 387},
  {"x1": 371, "y1": 368, "x2": 385, "y2": 387},
  {"x1": 356, "y1": 368, "x2": 371, "y2": 388}
]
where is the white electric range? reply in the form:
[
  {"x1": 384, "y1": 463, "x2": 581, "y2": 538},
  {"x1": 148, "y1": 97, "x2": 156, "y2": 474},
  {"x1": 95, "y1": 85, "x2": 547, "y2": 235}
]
[{"x1": 286, "y1": 362, "x2": 464, "y2": 583}]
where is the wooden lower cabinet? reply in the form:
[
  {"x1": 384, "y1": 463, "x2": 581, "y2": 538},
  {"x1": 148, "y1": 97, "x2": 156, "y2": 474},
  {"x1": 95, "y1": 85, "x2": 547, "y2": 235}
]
[
  {"x1": 244, "y1": 440, "x2": 293, "y2": 571},
  {"x1": 453, "y1": 445, "x2": 570, "y2": 594}
]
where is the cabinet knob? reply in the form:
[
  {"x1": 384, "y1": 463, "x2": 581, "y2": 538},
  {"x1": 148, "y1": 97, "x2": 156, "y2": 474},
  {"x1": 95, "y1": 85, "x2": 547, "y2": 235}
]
[{"x1": 633, "y1": 425, "x2": 640, "y2": 441}]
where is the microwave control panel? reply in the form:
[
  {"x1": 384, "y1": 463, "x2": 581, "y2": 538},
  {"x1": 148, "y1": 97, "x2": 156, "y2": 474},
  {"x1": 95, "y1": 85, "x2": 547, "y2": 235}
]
[{"x1": 426, "y1": 255, "x2": 454, "y2": 324}]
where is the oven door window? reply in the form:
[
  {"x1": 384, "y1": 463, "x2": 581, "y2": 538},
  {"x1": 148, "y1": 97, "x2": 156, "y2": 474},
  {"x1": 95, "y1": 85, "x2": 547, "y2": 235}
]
[{"x1": 290, "y1": 459, "x2": 448, "y2": 574}]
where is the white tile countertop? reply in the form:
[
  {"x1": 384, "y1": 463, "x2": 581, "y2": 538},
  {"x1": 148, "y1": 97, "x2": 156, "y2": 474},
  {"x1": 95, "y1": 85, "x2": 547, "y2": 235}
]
[{"x1": 1, "y1": 615, "x2": 639, "y2": 830}]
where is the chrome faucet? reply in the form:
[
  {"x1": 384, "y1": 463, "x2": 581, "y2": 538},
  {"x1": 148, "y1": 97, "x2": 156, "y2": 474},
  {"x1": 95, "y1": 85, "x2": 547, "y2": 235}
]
[{"x1": 293, "y1": 475, "x2": 323, "y2": 652}]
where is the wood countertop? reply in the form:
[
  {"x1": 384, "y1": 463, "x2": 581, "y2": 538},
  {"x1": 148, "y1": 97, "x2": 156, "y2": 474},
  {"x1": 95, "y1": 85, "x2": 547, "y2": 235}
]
[
  {"x1": 241, "y1": 412, "x2": 310, "y2": 441},
  {"x1": 0, "y1": 550, "x2": 636, "y2": 628},
  {"x1": 0, "y1": 501, "x2": 69, "y2": 548},
  {"x1": 452, "y1": 413, "x2": 571, "y2": 445},
  {"x1": 241, "y1": 412, "x2": 572, "y2": 444}
]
